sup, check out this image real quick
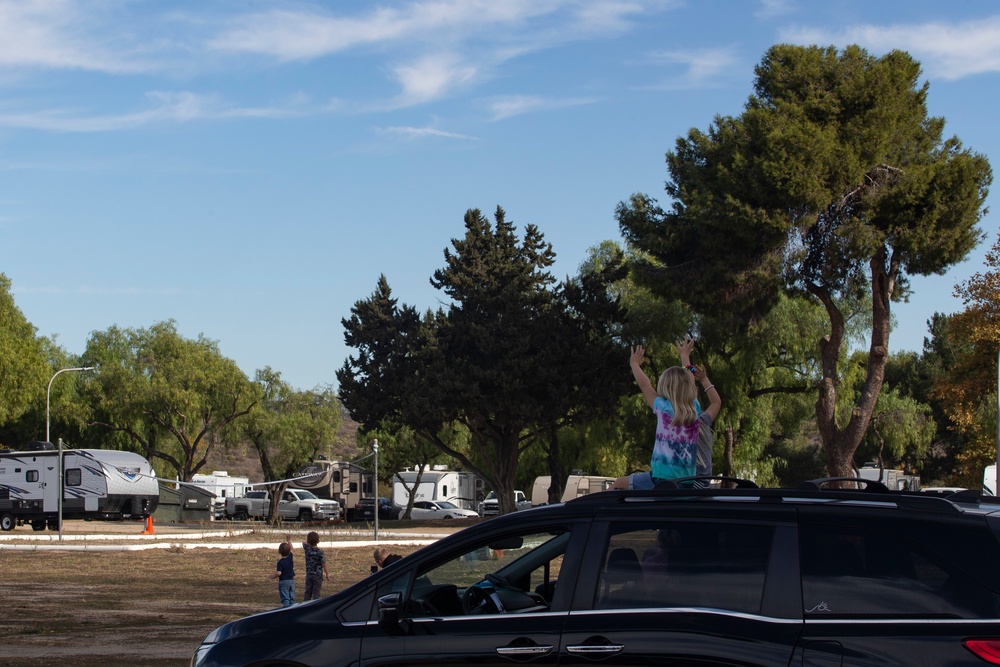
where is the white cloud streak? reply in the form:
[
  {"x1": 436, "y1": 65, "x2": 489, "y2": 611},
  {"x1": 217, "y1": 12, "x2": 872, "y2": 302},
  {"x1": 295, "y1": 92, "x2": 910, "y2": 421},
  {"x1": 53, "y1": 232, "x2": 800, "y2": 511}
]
[
  {"x1": 484, "y1": 94, "x2": 597, "y2": 120},
  {"x1": 780, "y1": 16, "x2": 1000, "y2": 80},
  {"x1": 0, "y1": 91, "x2": 306, "y2": 132},
  {"x1": 645, "y1": 46, "x2": 740, "y2": 89},
  {"x1": 375, "y1": 125, "x2": 479, "y2": 141}
]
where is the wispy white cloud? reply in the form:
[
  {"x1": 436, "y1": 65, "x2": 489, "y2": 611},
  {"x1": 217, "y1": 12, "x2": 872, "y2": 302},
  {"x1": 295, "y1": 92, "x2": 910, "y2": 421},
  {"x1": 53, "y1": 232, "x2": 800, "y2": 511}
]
[
  {"x1": 755, "y1": 0, "x2": 796, "y2": 21},
  {"x1": 0, "y1": 91, "x2": 307, "y2": 132},
  {"x1": 209, "y1": 0, "x2": 670, "y2": 106},
  {"x1": 779, "y1": 16, "x2": 1000, "y2": 80},
  {"x1": 483, "y1": 94, "x2": 597, "y2": 120},
  {"x1": 389, "y1": 52, "x2": 479, "y2": 107},
  {"x1": 0, "y1": 0, "x2": 149, "y2": 73},
  {"x1": 644, "y1": 46, "x2": 740, "y2": 89},
  {"x1": 375, "y1": 125, "x2": 479, "y2": 141}
]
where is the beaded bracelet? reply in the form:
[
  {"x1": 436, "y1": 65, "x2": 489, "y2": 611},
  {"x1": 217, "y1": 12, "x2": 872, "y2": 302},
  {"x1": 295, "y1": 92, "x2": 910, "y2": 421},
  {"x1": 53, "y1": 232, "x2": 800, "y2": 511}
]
[{"x1": 685, "y1": 365, "x2": 697, "y2": 374}]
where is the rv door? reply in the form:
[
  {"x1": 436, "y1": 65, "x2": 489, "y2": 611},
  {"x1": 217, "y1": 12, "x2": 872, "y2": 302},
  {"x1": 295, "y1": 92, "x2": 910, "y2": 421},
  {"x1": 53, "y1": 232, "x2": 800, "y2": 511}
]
[{"x1": 42, "y1": 455, "x2": 58, "y2": 512}]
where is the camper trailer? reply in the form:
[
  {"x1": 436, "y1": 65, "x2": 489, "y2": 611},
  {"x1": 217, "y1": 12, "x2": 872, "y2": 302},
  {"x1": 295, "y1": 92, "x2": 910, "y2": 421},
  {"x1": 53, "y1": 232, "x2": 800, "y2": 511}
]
[
  {"x1": 293, "y1": 458, "x2": 374, "y2": 521},
  {"x1": 531, "y1": 474, "x2": 616, "y2": 506},
  {"x1": 190, "y1": 470, "x2": 251, "y2": 520},
  {"x1": 0, "y1": 444, "x2": 160, "y2": 531},
  {"x1": 857, "y1": 463, "x2": 920, "y2": 491},
  {"x1": 392, "y1": 466, "x2": 483, "y2": 512}
]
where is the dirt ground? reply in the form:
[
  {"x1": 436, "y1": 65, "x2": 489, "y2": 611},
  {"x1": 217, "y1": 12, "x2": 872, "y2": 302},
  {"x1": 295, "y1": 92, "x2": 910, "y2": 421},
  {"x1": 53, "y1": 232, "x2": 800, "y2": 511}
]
[{"x1": 0, "y1": 519, "x2": 458, "y2": 667}]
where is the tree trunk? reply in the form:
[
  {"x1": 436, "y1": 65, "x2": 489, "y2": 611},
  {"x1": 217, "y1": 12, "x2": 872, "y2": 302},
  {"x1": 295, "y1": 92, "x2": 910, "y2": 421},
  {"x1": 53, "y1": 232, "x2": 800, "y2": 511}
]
[
  {"x1": 546, "y1": 428, "x2": 567, "y2": 505},
  {"x1": 812, "y1": 249, "x2": 894, "y2": 479}
]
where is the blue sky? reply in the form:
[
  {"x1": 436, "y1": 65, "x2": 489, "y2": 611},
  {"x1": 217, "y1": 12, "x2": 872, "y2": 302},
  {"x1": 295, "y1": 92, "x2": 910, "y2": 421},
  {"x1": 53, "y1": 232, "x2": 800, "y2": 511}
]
[{"x1": 4, "y1": 0, "x2": 999, "y2": 391}]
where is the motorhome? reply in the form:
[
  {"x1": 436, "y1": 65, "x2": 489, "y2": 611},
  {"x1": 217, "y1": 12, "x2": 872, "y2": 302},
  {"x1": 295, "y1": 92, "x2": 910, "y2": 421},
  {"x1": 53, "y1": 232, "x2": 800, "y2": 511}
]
[
  {"x1": 393, "y1": 466, "x2": 483, "y2": 512},
  {"x1": 190, "y1": 470, "x2": 251, "y2": 520},
  {"x1": 0, "y1": 443, "x2": 159, "y2": 531},
  {"x1": 531, "y1": 474, "x2": 616, "y2": 506},
  {"x1": 985, "y1": 465, "x2": 997, "y2": 496},
  {"x1": 293, "y1": 458, "x2": 374, "y2": 521}
]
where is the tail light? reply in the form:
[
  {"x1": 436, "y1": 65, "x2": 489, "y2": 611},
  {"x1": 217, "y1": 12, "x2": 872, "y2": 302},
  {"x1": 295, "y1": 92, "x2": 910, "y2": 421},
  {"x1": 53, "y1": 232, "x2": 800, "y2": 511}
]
[{"x1": 965, "y1": 639, "x2": 1000, "y2": 664}]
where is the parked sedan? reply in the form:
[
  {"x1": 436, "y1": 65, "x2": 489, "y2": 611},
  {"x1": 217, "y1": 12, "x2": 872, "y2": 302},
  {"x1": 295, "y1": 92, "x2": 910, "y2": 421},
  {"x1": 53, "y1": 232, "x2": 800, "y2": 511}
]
[
  {"x1": 353, "y1": 497, "x2": 395, "y2": 521},
  {"x1": 398, "y1": 500, "x2": 478, "y2": 520}
]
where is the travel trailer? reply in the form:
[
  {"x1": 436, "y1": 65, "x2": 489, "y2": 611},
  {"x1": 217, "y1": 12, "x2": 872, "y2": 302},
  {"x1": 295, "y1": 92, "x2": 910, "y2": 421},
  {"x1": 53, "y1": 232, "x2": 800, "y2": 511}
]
[
  {"x1": 393, "y1": 466, "x2": 483, "y2": 512},
  {"x1": 857, "y1": 463, "x2": 920, "y2": 491},
  {"x1": 0, "y1": 443, "x2": 159, "y2": 531},
  {"x1": 531, "y1": 474, "x2": 616, "y2": 506},
  {"x1": 293, "y1": 458, "x2": 374, "y2": 521},
  {"x1": 190, "y1": 470, "x2": 251, "y2": 520}
]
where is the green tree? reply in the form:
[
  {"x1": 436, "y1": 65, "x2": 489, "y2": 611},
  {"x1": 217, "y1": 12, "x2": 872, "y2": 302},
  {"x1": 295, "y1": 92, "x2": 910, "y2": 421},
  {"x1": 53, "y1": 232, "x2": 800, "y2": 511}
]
[
  {"x1": 242, "y1": 368, "x2": 342, "y2": 522},
  {"x1": 339, "y1": 207, "x2": 626, "y2": 514},
  {"x1": 619, "y1": 44, "x2": 991, "y2": 478},
  {"x1": 82, "y1": 321, "x2": 258, "y2": 481},
  {"x1": 0, "y1": 274, "x2": 50, "y2": 438}
]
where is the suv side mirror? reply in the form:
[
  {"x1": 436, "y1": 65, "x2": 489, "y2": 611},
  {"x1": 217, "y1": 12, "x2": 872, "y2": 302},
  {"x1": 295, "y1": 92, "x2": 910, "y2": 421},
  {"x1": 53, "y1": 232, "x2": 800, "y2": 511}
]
[{"x1": 377, "y1": 593, "x2": 406, "y2": 635}]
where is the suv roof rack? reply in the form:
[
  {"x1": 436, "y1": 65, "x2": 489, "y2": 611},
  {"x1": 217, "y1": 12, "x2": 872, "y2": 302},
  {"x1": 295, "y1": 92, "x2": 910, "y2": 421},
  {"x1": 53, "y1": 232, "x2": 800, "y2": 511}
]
[{"x1": 795, "y1": 477, "x2": 890, "y2": 493}]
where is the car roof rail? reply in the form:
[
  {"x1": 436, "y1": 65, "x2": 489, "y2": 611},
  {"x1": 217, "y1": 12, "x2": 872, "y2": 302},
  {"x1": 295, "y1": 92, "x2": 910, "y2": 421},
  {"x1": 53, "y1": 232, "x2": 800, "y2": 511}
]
[
  {"x1": 796, "y1": 477, "x2": 891, "y2": 493},
  {"x1": 654, "y1": 476, "x2": 759, "y2": 490}
]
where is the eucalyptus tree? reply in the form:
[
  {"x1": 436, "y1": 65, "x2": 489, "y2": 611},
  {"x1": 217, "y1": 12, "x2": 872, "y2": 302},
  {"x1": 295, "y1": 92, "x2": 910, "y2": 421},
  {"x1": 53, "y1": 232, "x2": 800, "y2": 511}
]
[
  {"x1": 618, "y1": 44, "x2": 991, "y2": 477},
  {"x1": 243, "y1": 367, "x2": 341, "y2": 522},
  {"x1": 82, "y1": 320, "x2": 259, "y2": 481},
  {"x1": 0, "y1": 274, "x2": 49, "y2": 437}
]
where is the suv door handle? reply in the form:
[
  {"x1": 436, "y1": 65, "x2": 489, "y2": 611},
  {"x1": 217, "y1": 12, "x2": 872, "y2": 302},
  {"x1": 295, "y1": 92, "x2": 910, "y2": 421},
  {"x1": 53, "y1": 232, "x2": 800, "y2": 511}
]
[
  {"x1": 566, "y1": 639, "x2": 625, "y2": 655},
  {"x1": 496, "y1": 644, "x2": 554, "y2": 656}
]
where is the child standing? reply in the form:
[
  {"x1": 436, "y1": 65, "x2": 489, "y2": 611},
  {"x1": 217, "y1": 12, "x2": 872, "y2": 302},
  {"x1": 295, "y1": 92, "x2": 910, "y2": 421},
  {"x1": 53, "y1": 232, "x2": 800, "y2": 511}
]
[
  {"x1": 268, "y1": 533, "x2": 295, "y2": 607},
  {"x1": 301, "y1": 531, "x2": 330, "y2": 601},
  {"x1": 613, "y1": 340, "x2": 707, "y2": 490}
]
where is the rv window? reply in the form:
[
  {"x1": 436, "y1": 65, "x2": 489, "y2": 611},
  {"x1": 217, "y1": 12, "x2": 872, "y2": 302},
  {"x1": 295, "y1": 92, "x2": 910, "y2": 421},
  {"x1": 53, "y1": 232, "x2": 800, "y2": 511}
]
[
  {"x1": 26, "y1": 470, "x2": 38, "y2": 482},
  {"x1": 66, "y1": 469, "x2": 82, "y2": 487},
  {"x1": 350, "y1": 482, "x2": 358, "y2": 493},
  {"x1": 442, "y1": 486, "x2": 448, "y2": 497},
  {"x1": 334, "y1": 471, "x2": 342, "y2": 483}
]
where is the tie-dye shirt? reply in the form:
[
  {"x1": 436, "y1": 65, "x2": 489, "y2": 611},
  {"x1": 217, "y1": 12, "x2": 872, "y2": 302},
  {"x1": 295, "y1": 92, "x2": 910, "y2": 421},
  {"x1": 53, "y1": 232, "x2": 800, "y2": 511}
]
[{"x1": 650, "y1": 396, "x2": 701, "y2": 481}]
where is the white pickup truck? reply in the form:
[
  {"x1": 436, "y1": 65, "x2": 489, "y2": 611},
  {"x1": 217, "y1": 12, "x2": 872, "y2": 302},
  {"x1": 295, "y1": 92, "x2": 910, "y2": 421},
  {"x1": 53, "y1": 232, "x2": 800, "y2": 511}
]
[
  {"x1": 225, "y1": 488, "x2": 341, "y2": 522},
  {"x1": 478, "y1": 490, "x2": 531, "y2": 517}
]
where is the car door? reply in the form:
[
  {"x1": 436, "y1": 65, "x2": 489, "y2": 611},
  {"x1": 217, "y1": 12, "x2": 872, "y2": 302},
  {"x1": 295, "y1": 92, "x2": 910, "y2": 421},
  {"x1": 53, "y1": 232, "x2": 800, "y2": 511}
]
[
  {"x1": 360, "y1": 520, "x2": 588, "y2": 666},
  {"x1": 559, "y1": 509, "x2": 802, "y2": 666},
  {"x1": 792, "y1": 511, "x2": 1000, "y2": 666}
]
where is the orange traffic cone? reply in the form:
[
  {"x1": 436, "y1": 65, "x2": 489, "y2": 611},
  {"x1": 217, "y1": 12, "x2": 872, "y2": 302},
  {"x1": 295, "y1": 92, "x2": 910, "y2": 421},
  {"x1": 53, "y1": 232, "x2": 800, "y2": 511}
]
[{"x1": 142, "y1": 515, "x2": 154, "y2": 534}]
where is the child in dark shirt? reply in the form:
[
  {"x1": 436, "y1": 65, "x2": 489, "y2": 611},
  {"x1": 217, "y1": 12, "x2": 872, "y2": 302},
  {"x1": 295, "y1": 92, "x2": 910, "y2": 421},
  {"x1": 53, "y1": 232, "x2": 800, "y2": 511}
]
[
  {"x1": 301, "y1": 531, "x2": 330, "y2": 600},
  {"x1": 268, "y1": 534, "x2": 295, "y2": 607}
]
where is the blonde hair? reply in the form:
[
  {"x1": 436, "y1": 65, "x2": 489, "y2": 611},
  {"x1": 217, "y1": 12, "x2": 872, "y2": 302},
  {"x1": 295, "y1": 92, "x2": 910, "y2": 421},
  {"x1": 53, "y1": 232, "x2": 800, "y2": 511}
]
[{"x1": 655, "y1": 366, "x2": 698, "y2": 425}]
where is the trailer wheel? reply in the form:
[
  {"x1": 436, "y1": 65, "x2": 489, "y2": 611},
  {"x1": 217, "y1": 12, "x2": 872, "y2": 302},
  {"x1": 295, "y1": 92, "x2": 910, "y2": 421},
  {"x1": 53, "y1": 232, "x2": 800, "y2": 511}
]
[
  {"x1": 31, "y1": 519, "x2": 46, "y2": 531},
  {"x1": 298, "y1": 509, "x2": 313, "y2": 522},
  {"x1": 0, "y1": 513, "x2": 14, "y2": 531}
]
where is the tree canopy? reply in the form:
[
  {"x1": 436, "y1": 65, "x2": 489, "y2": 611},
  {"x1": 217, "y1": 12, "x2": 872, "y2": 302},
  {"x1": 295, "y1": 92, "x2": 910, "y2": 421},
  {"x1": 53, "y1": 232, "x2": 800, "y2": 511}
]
[
  {"x1": 338, "y1": 207, "x2": 628, "y2": 513},
  {"x1": 81, "y1": 320, "x2": 259, "y2": 481},
  {"x1": 618, "y1": 44, "x2": 992, "y2": 477}
]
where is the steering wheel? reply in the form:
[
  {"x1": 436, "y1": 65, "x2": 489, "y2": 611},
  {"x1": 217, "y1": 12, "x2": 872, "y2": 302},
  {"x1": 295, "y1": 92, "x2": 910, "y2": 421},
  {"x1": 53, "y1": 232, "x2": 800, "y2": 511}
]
[{"x1": 462, "y1": 584, "x2": 499, "y2": 614}]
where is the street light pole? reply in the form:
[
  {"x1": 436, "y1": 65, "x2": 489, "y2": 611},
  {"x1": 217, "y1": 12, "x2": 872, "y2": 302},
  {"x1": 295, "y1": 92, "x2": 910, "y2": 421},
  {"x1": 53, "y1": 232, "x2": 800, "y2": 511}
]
[
  {"x1": 47, "y1": 366, "x2": 95, "y2": 541},
  {"x1": 373, "y1": 439, "x2": 379, "y2": 543}
]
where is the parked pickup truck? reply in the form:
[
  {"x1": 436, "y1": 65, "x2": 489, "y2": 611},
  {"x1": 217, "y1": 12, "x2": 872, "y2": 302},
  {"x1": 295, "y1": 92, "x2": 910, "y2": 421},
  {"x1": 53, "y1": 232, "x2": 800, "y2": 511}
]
[
  {"x1": 225, "y1": 488, "x2": 341, "y2": 522},
  {"x1": 478, "y1": 490, "x2": 531, "y2": 517}
]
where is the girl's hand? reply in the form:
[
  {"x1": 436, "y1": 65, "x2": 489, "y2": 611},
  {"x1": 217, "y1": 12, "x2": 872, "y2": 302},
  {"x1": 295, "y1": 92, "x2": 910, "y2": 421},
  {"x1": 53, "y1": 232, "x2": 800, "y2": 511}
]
[{"x1": 630, "y1": 345, "x2": 645, "y2": 367}]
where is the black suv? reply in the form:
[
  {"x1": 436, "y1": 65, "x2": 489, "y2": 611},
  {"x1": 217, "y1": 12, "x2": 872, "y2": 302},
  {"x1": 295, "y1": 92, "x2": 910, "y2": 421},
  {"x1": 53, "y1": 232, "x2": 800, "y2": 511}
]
[{"x1": 192, "y1": 479, "x2": 1000, "y2": 666}]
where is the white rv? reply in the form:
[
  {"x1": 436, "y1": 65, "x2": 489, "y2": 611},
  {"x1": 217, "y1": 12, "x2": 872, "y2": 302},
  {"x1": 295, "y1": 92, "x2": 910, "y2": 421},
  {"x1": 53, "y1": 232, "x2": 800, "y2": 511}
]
[
  {"x1": 190, "y1": 470, "x2": 251, "y2": 520},
  {"x1": 0, "y1": 444, "x2": 160, "y2": 531},
  {"x1": 393, "y1": 466, "x2": 483, "y2": 512},
  {"x1": 985, "y1": 465, "x2": 997, "y2": 496},
  {"x1": 531, "y1": 474, "x2": 616, "y2": 506}
]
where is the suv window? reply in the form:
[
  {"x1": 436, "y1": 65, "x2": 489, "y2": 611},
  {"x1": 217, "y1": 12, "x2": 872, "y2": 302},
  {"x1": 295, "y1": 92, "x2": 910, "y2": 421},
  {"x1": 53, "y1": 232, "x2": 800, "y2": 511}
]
[
  {"x1": 800, "y1": 523, "x2": 1000, "y2": 619},
  {"x1": 595, "y1": 520, "x2": 774, "y2": 613},
  {"x1": 378, "y1": 528, "x2": 570, "y2": 619}
]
